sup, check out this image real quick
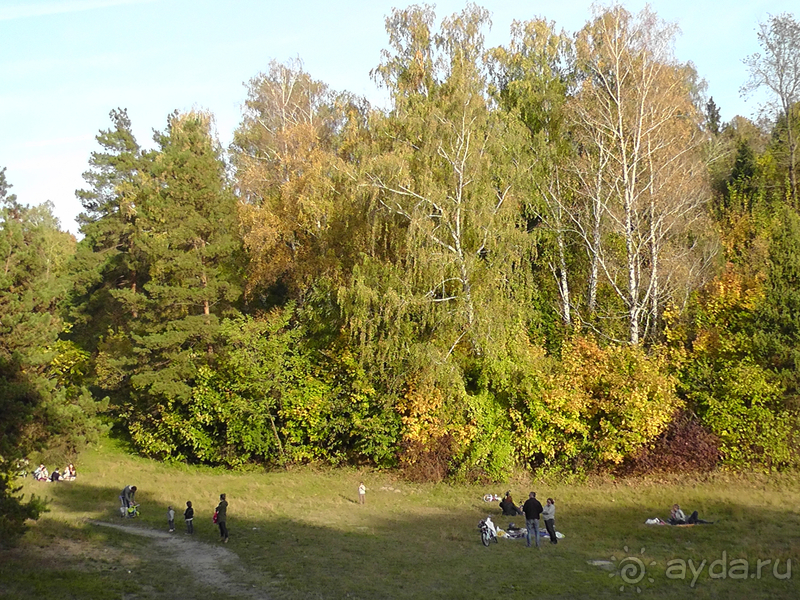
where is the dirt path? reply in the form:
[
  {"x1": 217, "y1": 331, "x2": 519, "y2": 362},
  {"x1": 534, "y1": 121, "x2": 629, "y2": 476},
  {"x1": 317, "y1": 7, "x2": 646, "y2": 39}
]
[{"x1": 90, "y1": 520, "x2": 272, "y2": 600}]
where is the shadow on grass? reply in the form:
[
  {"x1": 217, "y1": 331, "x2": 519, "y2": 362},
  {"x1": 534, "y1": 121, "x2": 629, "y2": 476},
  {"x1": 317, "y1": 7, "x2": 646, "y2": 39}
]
[{"x1": 21, "y1": 479, "x2": 800, "y2": 600}]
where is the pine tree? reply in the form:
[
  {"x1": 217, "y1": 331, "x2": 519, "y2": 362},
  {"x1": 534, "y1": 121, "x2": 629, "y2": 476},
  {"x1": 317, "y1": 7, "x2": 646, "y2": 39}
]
[
  {"x1": 1, "y1": 169, "x2": 79, "y2": 543},
  {"x1": 755, "y1": 208, "x2": 800, "y2": 405},
  {"x1": 706, "y1": 97, "x2": 722, "y2": 135},
  {"x1": 108, "y1": 112, "x2": 244, "y2": 456},
  {"x1": 70, "y1": 109, "x2": 145, "y2": 351}
]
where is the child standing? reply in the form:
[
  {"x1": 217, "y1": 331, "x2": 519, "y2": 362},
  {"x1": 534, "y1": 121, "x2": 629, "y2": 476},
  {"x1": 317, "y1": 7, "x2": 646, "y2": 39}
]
[
  {"x1": 358, "y1": 482, "x2": 366, "y2": 504},
  {"x1": 184, "y1": 501, "x2": 194, "y2": 534},
  {"x1": 167, "y1": 506, "x2": 175, "y2": 532},
  {"x1": 216, "y1": 494, "x2": 228, "y2": 543}
]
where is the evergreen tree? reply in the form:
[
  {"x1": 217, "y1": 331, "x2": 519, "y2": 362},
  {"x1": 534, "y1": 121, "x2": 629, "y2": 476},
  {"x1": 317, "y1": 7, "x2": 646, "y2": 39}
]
[
  {"x1": 103, "y1": 112, "x2": 244, "y2": 457},
  {"x1": 755, "y1": 208, "x2": 800, "y2": 407},
  {"x1": 1, "y1": 168, "x2": 95, "y2": 544},
  {"x1": 706, "y1": 97, "x2": 722, "y2": 135},
  {"x1": 70, "y1": 108, "x2": 145, "y2": 351}
]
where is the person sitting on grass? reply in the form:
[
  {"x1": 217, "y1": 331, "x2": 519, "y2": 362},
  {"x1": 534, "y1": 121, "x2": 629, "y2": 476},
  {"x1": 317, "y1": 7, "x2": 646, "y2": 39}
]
[
  {"x1": 62, "y1": 463, "x2": 76, "y2": 481},
  {"x1": 499, "y1": 492, "x2": 521, "y2": 516},
  {"x1": 669, "y1": 503, "x2": 713, "y2": 525},
  {"x1": 33, "y1": 464, "x2": 49, "y2": 481},
  {"x1": 50, "y1": 468, "x2": 61, "y2": 482}
]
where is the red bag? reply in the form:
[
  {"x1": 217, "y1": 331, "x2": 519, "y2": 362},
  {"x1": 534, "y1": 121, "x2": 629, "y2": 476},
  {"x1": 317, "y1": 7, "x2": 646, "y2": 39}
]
[{"x1": 212, "y1": 510, "x2": 218, "y2": 523}]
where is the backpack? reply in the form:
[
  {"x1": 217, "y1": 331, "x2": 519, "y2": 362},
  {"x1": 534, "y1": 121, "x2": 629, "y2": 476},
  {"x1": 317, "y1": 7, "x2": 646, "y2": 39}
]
[{"x1": 213, "y1": 510, "x2": 219, "y2": 524}]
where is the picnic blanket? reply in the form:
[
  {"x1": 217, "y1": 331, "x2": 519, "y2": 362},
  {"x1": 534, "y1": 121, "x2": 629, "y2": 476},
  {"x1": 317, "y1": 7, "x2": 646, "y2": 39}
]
[
  {"x1": 645, "y1": 517, "x2": 708, "y2": 526},
  {"x1": 498, "y1": 524, "x2": 565, "y2": 539}
]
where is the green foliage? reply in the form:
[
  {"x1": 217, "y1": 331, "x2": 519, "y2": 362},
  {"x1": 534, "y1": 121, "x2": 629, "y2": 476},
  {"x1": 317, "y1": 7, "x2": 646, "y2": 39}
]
[
  {"x1": 113, "y1": 304, "x2": 403, "y2": 468},
  {"x1": 34, "y1": 338, "x2": 109, "y2": 463},
  {"x1": 1, "y1": 169, "x2": 98, "y2": 542},
  {"x1": 459, "y1": 389, "x2": 516, "y2": 481},
  {"x1": 501, "y1": 337, "x2": 681, "y2": 473},
  {"x1": 0, "y1": 470, "x2": 46, "y2": 548},
  {"x1": 754, "y1": 208, "x2": 800, "y2": 402},
  {"x1": 674, "y1": 271, "x2": 800, "y2": 469},
  {"x1": 116, "y1": 307, "x2": 297, "y2": 464},
  {"x1": 281, "y1": 348, "x2": 401, "y2": 467},
  {"x1": 683, "y1": 357, "x2": 796, "y2": 468}
]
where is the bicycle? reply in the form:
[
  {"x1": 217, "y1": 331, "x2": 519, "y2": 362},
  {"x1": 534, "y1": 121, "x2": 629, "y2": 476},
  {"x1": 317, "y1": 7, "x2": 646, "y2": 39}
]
[{"x1": 119, "y1": 503, "x2": 140, "y2": 518}]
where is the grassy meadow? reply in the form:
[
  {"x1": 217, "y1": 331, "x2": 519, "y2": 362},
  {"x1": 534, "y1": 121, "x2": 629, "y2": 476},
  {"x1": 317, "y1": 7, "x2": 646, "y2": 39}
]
[{"x1": 1, "y1": 438, "x2": 799, "y2": 599}]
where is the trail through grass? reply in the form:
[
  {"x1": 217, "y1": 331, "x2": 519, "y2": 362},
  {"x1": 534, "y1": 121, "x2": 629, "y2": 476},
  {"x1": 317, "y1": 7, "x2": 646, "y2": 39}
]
[{"x1": 1, "y1": 438, "x2": 799, "y2": 599}]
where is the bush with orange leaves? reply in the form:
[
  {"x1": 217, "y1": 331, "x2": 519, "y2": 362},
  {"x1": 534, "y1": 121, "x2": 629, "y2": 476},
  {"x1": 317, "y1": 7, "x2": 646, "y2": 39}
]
[{"x1": 507, "y1": 336, "x2": 682, "y2": 473}]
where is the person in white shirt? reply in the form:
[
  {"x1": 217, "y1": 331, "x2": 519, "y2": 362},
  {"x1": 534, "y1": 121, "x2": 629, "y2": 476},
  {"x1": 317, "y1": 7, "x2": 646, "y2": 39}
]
[{"x1": 358, "y1": 482, "x2": 366, "y2": 504}]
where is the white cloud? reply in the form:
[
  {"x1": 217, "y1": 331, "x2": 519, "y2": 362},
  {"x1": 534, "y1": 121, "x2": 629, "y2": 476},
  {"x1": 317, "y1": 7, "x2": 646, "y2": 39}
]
[{"x1": 0, "y1": 0, "x2": 157, "y2": 22}]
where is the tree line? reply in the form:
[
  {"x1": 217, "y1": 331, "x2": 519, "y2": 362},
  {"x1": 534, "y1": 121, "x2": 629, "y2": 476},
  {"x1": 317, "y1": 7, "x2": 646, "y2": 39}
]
[{"x1": 3, "y1": 3, "x2": 800, "y2": 540}]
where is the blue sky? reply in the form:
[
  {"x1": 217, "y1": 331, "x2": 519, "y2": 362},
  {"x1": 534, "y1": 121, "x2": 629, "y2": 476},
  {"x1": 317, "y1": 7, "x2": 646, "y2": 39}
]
[{"x1": 0, "y1": 0, "x2": 795, "y2": 234}]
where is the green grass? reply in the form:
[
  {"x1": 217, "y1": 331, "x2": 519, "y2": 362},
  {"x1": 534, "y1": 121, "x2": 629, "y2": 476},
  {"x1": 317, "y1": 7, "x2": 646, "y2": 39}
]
[{"x1": 2, "y1": 438, "x2": 799, "y2": 599}]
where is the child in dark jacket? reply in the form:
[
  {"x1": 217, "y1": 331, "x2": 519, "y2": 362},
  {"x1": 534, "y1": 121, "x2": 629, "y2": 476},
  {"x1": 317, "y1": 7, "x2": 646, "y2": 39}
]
[{"x1": 184, "y1": 501, "x2": 194, "y2": 534}]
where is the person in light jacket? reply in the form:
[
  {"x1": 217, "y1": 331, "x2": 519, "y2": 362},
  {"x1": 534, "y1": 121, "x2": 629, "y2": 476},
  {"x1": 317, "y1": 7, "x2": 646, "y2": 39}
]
[
  {"x1": 542, "y1": 498, "x2": 557, "y2": 544},
  {"x1": 119, "y1": 485, "x2": 137, "y2": 510}
]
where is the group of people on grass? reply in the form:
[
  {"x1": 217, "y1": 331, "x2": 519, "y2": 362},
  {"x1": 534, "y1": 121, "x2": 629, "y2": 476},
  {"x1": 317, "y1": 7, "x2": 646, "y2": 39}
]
[
  {"x1": 33, "y1": 462, "x2": 76, "y2": 482},
  {"x1": 497, "y1": 491, "x2": 558, "y2": 547},
  {"x1": 109, "y1": 478, "x2": 707, "y2": 550},
  {"x1": 118, "y1": 484, "x2": 229, "y2": 542},
  {"x1": 497, "y1": 492, "x2": 711, "y2": 547}
]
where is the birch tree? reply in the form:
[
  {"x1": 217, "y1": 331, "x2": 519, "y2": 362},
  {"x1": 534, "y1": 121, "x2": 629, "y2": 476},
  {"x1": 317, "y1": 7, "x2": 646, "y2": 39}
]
[
  {"x1": 571, "y1": 5, "x2": 711, "y2": 343},
  {"x1": 232, "y1": 59, "x2": 367, "y2": 296},
  {"x1": 489, "y1": 19, "x2": 576, "y2": 326},
  {"x1": 742, "y1": 13, "x2": 800, "y2": 205},
  {"x1": 369, "y1": 4, "x2": 527, "y2": 356}
]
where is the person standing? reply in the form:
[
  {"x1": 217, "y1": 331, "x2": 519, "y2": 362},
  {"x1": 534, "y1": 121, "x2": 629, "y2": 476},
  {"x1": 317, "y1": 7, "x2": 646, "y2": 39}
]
[
  {"x1": 358, "y1": 482, "x2": 366, "y2": 505},
  {"x1": 167, "y1": 506, "x2": 175, "y2": 532},
  {"x1": 184, "y1": 501, "x2": 194, "y2": 534},
  {"x1": 542, "y1": 498, "x2": 557, "y2": 544},
  {"x1": 522, "y1": 491, "x2": 544, "y2": 549},
  {"x1": 216, "y1": 493, "x2": 229, "y2": 543}
]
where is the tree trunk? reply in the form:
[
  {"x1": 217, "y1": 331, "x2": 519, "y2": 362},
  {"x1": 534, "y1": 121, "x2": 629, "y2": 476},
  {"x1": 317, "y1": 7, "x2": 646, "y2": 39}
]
[
  {"x1": 588, "y1": 192, "x2": 602, "y2": 315},
  {"x1": 556, "y1": 228, "x2": 571, "y2": 325},
  {"x1": 788, "y1": 105, "x2": 798, "y2": 207}
]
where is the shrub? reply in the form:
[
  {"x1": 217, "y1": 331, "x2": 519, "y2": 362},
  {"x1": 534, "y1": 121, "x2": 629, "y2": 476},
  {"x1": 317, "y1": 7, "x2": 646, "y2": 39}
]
[
  {"x1": 616, "y1": 411, "x2": 720, "y2": 475},
  {"x1": 482, "y1": 335, "x2": 681, "y2": 475},
  {"x1": 682, "y1": 357, "x2": 798, "y2": 469},
  {"x1": 0, "y1": 470, "x2": 46, "y2": 548},
  {"x1": 398, "y1": 434, "x2": 456, "y2": 483}
]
